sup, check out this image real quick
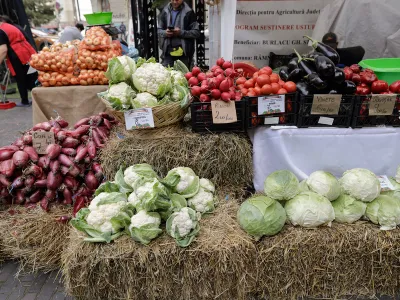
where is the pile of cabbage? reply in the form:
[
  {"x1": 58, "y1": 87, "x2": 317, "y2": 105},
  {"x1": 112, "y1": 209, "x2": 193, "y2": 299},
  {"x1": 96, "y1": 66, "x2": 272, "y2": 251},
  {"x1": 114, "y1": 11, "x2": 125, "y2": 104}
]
[
  {"x1": 238, "y1": 167, "x2": 400, "y2": 240},
  {"x1": 71, "y1": 164, "x2": 216, "y2": 247},
  {"x1": 102, "y1": 56, "x2": 190, "y2": 111}
]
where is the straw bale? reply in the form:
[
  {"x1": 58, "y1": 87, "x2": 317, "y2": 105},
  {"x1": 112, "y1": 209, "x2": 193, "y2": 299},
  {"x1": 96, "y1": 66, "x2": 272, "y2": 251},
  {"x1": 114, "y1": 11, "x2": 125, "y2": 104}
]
[
  {"x1": 62, "y1": 201, "x2": 256, "y2": 300},
  {"x1": 99, "y1": 126, "x2": 253, "y2": 197},
  {"x1": 255, "y1": 222, "x2": 400, "y2": 299},
  {"x1": 0, "y1": 206, "x2": 72, "y2": 274}
]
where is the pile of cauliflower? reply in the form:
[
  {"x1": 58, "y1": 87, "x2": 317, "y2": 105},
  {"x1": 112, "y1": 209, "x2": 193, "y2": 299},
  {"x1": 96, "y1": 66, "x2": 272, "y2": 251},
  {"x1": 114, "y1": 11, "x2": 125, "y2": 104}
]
[
  {"x1": 71, "y1": 164, "x2": 216, "y2": 247},
  {"x1": 103, "y1": 56, "x2": 190, "y2": 111}
]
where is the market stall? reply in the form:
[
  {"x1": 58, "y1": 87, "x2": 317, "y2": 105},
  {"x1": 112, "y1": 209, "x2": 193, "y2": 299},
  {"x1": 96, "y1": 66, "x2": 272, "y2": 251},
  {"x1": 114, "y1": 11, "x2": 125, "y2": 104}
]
[
  {"x1": 250, "y1": 127, "x2": 400, "y2": 191},
  {"x1": 32, "y1": 85, "x2": 108, "y2": 125}
]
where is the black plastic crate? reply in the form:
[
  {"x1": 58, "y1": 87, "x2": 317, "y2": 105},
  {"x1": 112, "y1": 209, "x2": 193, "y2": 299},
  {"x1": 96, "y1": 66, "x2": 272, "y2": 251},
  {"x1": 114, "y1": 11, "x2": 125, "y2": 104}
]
[
  {"x1": 297, "y1": 94, "x2": 355, "y2": 128},
  {"x1": 246, "y1": 93, "x2": 299, "y2": 129},
  {"x1": 190, "y1": 100, "x2": 246, "y2": 133},
  {"x1": 352, "y1": 94, "x2": 400, "y2": 128}
]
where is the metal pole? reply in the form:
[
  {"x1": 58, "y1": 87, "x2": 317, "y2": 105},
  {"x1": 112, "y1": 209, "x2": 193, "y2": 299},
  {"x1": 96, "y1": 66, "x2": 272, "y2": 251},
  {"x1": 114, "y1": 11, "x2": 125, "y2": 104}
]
[{"x1": 76, "y1": 0, "x2": 82, "y2": 22}]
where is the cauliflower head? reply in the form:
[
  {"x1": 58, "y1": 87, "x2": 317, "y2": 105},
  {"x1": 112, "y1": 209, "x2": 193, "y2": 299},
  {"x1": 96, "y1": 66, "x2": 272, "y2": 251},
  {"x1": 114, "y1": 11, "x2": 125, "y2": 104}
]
[
  {"x1": 128, "y1": 210, "x2": 163, "y2": 245},
  {"x1": 123, "y1": 164, "x2": 158, "y2": 188},
  {"x1": 132, "y1": 62, "x2": 172, "y2": 97},
  {"x1": 131, "y1": 92, "x2": 158, "y2": 109},
  {"x1": 170, "y1": 70, "x2": 187, "y2": 86},
  {"x1": 163, "y1": 167, "x2": 200, "y2": 198},
  {"x1": 106, "y1": 82, "x2": 136, "y2": 110},
  {"x1": 166, "y1": 207, "x2": 200, "y2": 247},
  {"x1": 188, "y1": 187, "x2": 215, "y2": 214},
  {"x1": 199, "y1": 178, "x2": 215, "y2": 193}
]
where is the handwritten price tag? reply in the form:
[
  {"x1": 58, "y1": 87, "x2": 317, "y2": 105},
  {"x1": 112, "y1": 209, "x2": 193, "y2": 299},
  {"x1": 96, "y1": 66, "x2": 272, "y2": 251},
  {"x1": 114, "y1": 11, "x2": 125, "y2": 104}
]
[
  {"x1": 124, "y1": 108, "x2": 155, "y2": 130},
  {"x1": 377, "y1": 175, "x2": 395, "y2": 192},
  {"x1": 211, "y1": 100, "x2": 237, "y2": 124},
  {"x1": 311, "y1": 94, "x2": 342, "y2": 115},
  {"x1": 32, "y1": 131, "x2": 55, "y2": 155},
  {"x1": 369, "y1": 95, "x2": 396, "y2": 116},
  {"x1": 258, "y1": 95, "x2": 285, "y2": 115}
]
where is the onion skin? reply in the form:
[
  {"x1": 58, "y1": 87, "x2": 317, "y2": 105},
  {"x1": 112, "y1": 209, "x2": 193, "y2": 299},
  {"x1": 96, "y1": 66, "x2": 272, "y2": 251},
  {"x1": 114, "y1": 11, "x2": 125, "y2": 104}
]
[
  {"x1": 10, "y1": 176, "x2": 23, "y2": 189},
  {"x1": 74, "y1": 146, "x2": 88, "y2": 162},
  {"x1": 87, "y1": 141, "x2": 96, "y2": 159},
  {"x1": 50, "y1": 160, "x2": 61, "y2": 173},
  {"x1": 61, "y1": 137, "x2": 79, "y2": 148},
  {"x1": 34, "y1": 179, "x2": 47, "y2": 188},
  {"x1": 40, "y1": 198, "x2": 49, "y2": 211},
  {"x1": 47, "y1": 172, "x2": 63, "y2": 190},
  {"x1": 23, "y1": 164, "x2": 42, "y2": 178},
  {"x1": 24, "y1": 175, "x2": 35, "y2": 189},
  {"x1": 62, "y1": 188, "x2": 73, "y2": 205},
  {"x1": 63, "y1": 176, "x2": 78, "y2": 191},
  {"x1": 85, "y1": 171, "x2": 99, "y2": 190},
  {"x1": 12, "y1": 151, "x2": 29, "y2": 168},
  {"x1": 29, "y1": 190, "x2": 42, "y2": 203},
  {"x1": 58, "y1": 154, "x2": 74, "y2": 167},
  {"x1": 73, "y1": 117, "x2": 90, "y2": 129},
  {"x1": 0, "y1": 149, "x2": 16, "y2": 161},
  {"x1": 23, "y1": 147, "x2": 39, "y2": 163},
  {"x1": 38, "y1": 155, "x2": 51, "y2": 170},
  {"x1": 45, "y1": 189, "x2": 57, "y2": 201},
  {"x1": 0, "y1": 159, "x2": 15, "y2": 177},
  {"x1": 46, "y1": 144, "x2": 62, "y2": 160},
  {"x1": 61, "y1": 148, "x2": 77, "y2": 156}
]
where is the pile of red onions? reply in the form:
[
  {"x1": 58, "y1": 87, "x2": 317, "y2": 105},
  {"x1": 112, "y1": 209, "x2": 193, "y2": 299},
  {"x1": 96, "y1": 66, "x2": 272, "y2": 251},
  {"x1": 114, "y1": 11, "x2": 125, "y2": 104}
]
[{"x1": 0, "y1": 113, "x2": 117, "y2": 214}]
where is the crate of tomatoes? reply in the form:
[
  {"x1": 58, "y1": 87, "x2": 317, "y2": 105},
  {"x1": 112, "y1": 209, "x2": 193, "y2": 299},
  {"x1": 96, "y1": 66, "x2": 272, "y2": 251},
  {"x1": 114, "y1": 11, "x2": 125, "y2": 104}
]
[{"x1": 238, "y1": 66, "x2": 298, "y2": 128}]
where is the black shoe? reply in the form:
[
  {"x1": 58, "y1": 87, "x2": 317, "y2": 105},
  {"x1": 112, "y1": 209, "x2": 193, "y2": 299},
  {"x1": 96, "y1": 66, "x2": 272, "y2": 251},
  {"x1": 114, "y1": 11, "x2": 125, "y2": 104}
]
[{"x1": 16, "y1": 101, "x2": 32, "y2": 107}]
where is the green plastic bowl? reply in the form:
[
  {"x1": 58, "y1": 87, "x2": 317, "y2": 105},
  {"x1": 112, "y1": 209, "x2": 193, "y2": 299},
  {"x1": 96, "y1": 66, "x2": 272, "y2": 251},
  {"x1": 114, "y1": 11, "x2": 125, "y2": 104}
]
[
  {"x1": 359, "y1": 58, "x2": 400, "y2": 85},
  {"x1": 84, "y1": 12, "x2": 112, "y2": 25}
]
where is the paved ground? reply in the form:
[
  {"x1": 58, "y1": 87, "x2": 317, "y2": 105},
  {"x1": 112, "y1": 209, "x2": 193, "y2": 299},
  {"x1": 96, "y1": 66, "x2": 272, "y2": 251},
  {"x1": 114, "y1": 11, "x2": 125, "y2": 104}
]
[{"x1": 0, "y1": 101, "x2": 73, "y2": 300}]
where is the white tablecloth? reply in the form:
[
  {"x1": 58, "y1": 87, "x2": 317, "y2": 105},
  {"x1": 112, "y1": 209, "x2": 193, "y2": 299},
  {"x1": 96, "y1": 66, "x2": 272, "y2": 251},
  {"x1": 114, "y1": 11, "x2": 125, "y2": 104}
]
[{"x1": 249, "y1": 127, "x2": 400, "y2": 192}]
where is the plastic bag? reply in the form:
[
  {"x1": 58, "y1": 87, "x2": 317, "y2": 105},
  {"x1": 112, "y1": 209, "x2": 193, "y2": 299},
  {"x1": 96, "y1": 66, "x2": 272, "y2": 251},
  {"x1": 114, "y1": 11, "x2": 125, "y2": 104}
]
[
  {"x1": 38, "y1": 71, "x2": 78, "y2": 87},
  {"x1": 79, "y1": 27, "x2": 112, "y2": 51},
  {"x1": 30, "y1": 48, "x2": 76, "y2": 73},
  {"x1": 76, "y1": 48, "x2": 118, "y2": 71},
  {"x1": 78, "y1": 69, "x2": 109, "y2": 86}
]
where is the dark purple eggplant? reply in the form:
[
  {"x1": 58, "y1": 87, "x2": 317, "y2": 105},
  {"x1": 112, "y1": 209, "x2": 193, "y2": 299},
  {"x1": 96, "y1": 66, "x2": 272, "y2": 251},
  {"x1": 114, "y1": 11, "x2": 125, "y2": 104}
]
[
  {"x1": 293, "y1": 49, "x2": 316, "y2": 76},
  {"x1": 278, "y1": 66, "x2": 289, "y2": 81},
  {"x1": 296, "y1": 81, "x2": 313, "y2": 96},
  {"x1": 306, "y1": 51, "x2": 324, "y2": 60},
  {"x1": 314, "y1": 56, "x2": 335, "y2": 79},
  {"x1": 287, "y1": 68, "x2": 304, "y2": 83},
  {"x1": 287, "y1": 57, "x2": 299, "y2": 72},
  {"x1": 333, "y1": 68, "x2": 345, "y2": 84},
  {"x1": 306, "y1": 73, "x2": 328, "y2": 90},
  {"x1": 304, "y1": 35, "x2": 340, "y2": 65}
]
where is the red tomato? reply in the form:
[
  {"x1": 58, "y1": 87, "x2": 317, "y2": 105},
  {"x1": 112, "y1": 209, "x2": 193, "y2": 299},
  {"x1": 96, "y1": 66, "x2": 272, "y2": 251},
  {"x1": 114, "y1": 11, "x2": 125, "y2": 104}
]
[
  {"x1": 260, "y1": 66, "x2": 273, "y2": 75},
  {"x1": 237, "y1": 84, "x2": 244, "y2": 90},
  {"x1": 241, "y1": 88, "x2": 248, "y2": 94},
  {"x1": 270, "y1": 73, "x2": 280, "y2": 83},
  {"x1": 260, "y1": 84, "x2": 272, "y2": 95},
  {"x1": 256, "y1": 74, "x2": 271, "y2": 87},
  {"x1": 277, "y1": 88, "x2": 288, "y2": 94},
  {"x1": 236, "y1": 77, "x2": 246, "y2": 85},
  {"x1": 247, "y1": 91, "x2": 257, "y2": 97},
  {"x1": 283, "y1": 81, "x2": 297, "y2": 93},
  {"x1": 254, "y1": 86, "x2": 261, "y2": 96},
  {"x1": 244, "y1": 79, "x2": 255, "y2": 89},
  {"x1": 252, "y1": 72, "x2": 259, "y2": 79},
  {"x1": 278, "y1": 80, "x2": 285, "y2": 87},
  {"x1": 271, "y1": 83, "x2": 280, "y2": 94}
]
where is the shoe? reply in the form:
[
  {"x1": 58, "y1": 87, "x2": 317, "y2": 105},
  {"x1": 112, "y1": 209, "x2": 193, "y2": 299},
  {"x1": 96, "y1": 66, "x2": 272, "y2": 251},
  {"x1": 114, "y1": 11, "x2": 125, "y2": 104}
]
[{"x1": 16, "y1": 101, "x2": 32, "y2": 107}]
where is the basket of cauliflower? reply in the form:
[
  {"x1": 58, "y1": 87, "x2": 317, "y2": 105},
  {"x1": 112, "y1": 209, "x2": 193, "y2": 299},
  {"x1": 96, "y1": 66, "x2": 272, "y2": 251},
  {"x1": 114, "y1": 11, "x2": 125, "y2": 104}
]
[{"x1": 100, "y1": 57, "x2": 190, "y2": 129}]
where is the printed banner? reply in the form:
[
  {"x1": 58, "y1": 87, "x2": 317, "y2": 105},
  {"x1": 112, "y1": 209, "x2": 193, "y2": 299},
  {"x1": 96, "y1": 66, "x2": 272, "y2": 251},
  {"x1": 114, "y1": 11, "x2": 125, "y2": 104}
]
[{"x1": 233, "y1": 0, "x2": 333, "y2": 68}]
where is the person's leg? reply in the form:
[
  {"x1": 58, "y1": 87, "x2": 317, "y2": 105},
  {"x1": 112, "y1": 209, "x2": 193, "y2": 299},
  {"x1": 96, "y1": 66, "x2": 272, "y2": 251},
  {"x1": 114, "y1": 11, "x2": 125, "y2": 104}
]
[
  {"x1": 14, "y1": 65, "x2": 30, "y2": 105},
  {"x1": 162, "y1": 54, "x2": 175, "y2": 68}
]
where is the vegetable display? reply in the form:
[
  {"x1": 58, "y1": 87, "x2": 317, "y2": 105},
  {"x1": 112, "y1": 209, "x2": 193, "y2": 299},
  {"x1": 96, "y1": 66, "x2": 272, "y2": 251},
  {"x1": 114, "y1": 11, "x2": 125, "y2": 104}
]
[
  {"x1": 188, "y1": 57, "x2": 297, "y2": 103},
  {"x1": 237, "y1": 195, "x2": 286, "y2": 240},
  {"x1": 71, "y1": 164, "x2": 217, "y2": 247},
  {"x1": 0, "y1": 113, "x2": 116, "y2": 212},
  {"x1": 32, "y1": 27, "x2": 122, "y2": 87},
  {"x1": 239, "y1": 167, "x2": 400, "y2": 239},
  {"x1": 101, "y1": 57, "x2": 190, "y2": 111}
]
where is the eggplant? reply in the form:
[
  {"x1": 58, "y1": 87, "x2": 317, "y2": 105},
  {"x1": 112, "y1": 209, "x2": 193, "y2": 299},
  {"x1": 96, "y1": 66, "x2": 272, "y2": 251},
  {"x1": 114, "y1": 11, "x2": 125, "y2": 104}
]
[
  {"x1": 287, "y1": 57, "x2": 299, "y2": 72},
  {"x1": 314, "y1": 56, "x2": 335, "y2": 79},
  {"x1": 333, "y1": 68, "x2": 345, "y2": 84},
  {"x1": 287, "y1": 68, "x2": 304, "y2": 83},
  {"x1": 306, "y1": 72, "x2": 328, "y2": 90},
  {"x1": 328, "y1": 89, "x2": 340, "y2": 94},
  {"x1": 338, "y1": 80, "x2": 357, "y2": 95},
  {"x1": 296, "y1": 81, "x2": 313, "y2": 96},
  {"x1": 294, "y1": 49, "x2": 316, "y2": 76},
  {"x1": 304, "y1": 35, "x2": 340, "y2": 65},
  {"x1": 306, "y1": 51, "x2": 324, "y2": 60},
  {"x1": 279, "y1": 67, "x2": 289, "y2": 81}
]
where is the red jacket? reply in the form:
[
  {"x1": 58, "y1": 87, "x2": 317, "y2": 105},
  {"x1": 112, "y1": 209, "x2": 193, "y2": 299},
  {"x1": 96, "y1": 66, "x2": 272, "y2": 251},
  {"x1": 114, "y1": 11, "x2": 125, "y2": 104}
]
[{"x1": 0, "y1": 22, "x2": 36, "y2": 76}]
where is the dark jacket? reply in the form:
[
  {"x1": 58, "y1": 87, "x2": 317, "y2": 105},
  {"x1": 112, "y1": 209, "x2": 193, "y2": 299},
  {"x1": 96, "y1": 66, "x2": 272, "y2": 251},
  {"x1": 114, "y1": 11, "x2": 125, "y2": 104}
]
[{"x1": 157, "y1": 3, "x2": 200, "y2": 58}]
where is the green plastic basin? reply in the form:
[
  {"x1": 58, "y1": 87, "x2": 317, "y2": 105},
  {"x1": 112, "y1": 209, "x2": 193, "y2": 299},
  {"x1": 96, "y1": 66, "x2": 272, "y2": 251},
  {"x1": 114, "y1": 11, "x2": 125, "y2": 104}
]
[
  {"x1": 359, "y1": 58, "x2": 400, "y2": 85},
  {"x1": 84, "y1": 12, "x2": 112, "y2": 25}
]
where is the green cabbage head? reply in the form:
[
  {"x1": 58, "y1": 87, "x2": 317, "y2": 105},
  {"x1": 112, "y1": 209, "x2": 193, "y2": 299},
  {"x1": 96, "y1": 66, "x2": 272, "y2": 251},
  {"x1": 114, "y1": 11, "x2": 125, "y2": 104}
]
[
  {"x1": 264, "y1": 170, "x2": 299, "y2": 201},
  {"x1": 285, "y1": 191, "x2": 335, "y2": 228},
  {"x1": 306, "y1": 171, "x2": 341, "y2": 201},
  {"x1": 339, "y1": 168, "x2": 380, "y2": 202},
  {"x1": 331, "y1": 194, "x2": 366, "y2": 223},
  {"x1": 105, "y1": 56, "x2": 137, "y2": 84},
  {"x1": 365, "y1": 195, "x2": 400, "y2": 230},
  {"x1": 237, "y1": 195, "x2": 286, "y2": 240}
]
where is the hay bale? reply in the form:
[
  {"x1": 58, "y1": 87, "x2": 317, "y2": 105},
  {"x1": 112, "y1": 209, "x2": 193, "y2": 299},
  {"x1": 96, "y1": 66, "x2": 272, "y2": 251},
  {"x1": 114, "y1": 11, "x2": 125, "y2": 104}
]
[
  {"x1": 100, "y1": 126, "x2": 253, "y2": 197},
  {"x1": 62, "y1": 202, "x2": 256, "y2": 300},
  {"x1": 0, "y1": 206, "x2": 72, "y2": 274},
  {"x1": 255, "y1": 222, "x2": 400, "y2": 299}
]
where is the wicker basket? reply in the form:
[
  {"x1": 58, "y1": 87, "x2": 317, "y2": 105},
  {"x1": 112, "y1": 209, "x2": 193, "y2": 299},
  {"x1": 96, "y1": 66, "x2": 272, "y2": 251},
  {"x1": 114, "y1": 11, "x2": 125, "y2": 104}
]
[{"x1": 100, "y1": 96, "x2": 188, "y2": 129}]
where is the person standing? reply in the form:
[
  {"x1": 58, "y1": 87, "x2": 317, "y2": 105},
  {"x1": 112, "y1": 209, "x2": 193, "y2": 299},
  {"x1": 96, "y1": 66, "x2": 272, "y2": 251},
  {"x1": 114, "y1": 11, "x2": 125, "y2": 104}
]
[
  {"x1": 119, "y1": 22, "x2": 126, "y2": 41},
  {"x1": 58, "y1": 23, "x2": 84, "y2": 43},
  {"x1": 157, "y1": 0, "x2": 200, "y2": 68},
  {"x1": 0, "y1": 17, "x2": 37, "y2": 107}
]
